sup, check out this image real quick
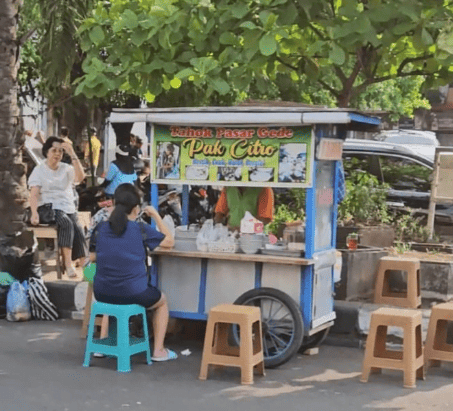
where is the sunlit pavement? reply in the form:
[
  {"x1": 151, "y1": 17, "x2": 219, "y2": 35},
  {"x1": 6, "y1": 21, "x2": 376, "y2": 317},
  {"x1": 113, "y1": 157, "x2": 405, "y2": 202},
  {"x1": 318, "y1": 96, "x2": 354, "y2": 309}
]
[{"x1": 1, "y1": 319, "x2": 453, "y2": 411}]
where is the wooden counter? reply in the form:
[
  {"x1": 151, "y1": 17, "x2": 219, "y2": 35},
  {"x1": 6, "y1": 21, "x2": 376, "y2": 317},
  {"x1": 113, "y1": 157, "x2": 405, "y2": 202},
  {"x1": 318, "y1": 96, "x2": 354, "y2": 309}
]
[{"x1": 152, "y1": 248, "x2": 314, "y2": 266}]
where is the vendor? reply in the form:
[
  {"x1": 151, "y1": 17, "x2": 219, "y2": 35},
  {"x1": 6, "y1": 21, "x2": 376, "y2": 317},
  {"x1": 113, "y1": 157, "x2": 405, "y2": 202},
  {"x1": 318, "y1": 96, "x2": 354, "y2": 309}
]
[{"x1": 214, "y1": 187, "x2": 274, "y2": 230}]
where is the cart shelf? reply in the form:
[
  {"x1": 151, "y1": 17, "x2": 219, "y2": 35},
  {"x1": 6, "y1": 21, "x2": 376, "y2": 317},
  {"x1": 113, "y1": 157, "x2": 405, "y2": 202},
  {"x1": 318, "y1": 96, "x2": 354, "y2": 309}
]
[{"x1": 152, "y1": 248, "x2": 314, "y2": 266}]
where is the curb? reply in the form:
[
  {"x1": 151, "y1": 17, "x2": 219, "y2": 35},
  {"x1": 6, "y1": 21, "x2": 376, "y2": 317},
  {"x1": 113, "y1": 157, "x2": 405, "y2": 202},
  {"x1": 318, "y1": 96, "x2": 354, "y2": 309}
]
[
  {"x1": 48, "y1": 280, "x2": 437, "y2": 347},
  {"x1": 45, "y1": 280, "x2": 368, "y2": 346}
]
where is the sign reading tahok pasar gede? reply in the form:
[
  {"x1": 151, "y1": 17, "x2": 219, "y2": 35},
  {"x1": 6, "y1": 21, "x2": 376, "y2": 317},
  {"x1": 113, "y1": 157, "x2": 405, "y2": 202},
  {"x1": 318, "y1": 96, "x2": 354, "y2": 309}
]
[{"x1": 151, "y1": 125, "x2": 314, "y2": 188}]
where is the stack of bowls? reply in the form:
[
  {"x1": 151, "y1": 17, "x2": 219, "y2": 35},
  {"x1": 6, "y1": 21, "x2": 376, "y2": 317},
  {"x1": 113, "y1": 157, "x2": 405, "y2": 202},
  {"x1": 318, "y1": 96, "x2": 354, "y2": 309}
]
[{"x1": 239, "y1": 233, "x2": 264, "y2": 254}]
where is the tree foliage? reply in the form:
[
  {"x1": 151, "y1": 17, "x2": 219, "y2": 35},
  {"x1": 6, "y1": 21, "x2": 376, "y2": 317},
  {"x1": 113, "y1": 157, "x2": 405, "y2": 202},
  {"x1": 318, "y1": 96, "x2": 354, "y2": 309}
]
[
  {"x1": 76, "y1": 0, "x2": 453, "y2": 110},
  {"x1": 18, "y1": 0, "x2": 95, "y2": 103}
]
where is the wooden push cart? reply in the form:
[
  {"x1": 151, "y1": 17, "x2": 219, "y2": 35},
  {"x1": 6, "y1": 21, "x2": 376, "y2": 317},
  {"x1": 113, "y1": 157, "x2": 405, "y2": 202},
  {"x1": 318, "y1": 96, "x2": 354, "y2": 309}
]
[{"x1": 105, "y1": 106, "x2": 380, "y2": 367}]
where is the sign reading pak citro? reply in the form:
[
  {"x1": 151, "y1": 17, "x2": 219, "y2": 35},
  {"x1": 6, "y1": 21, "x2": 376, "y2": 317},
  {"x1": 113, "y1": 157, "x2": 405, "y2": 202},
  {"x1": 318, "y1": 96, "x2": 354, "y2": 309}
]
[{"x1": 151, "y1": 125, "x2": 314, "y2": 188}]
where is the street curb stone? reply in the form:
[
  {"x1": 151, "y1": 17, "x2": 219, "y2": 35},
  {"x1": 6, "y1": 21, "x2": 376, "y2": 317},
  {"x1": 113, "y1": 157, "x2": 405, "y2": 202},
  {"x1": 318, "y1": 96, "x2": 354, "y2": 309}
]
[{"x1": 44, "y1": 280, "x2": 368, "y2": 345}]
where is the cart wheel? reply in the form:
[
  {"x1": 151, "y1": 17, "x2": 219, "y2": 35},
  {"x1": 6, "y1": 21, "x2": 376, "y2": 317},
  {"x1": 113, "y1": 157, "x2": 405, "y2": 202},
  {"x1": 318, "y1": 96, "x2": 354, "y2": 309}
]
[
  {"x1": 298, "y1": 327, "x2": 330, "y2": 354},
  {"x1": 233, "y1": 288, "x2": 304, "y2": 368}
]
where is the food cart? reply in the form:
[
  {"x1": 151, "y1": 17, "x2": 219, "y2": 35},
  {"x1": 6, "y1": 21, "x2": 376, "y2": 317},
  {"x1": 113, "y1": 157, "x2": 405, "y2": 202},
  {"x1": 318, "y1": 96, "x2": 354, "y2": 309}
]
[{"x1": 105, "y1": 106, "x2": 380, "y2": 367}]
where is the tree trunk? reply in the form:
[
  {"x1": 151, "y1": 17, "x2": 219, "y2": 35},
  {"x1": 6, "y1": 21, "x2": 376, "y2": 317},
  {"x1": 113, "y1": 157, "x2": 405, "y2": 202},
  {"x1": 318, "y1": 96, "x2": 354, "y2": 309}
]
[
  {"x1": 337, "y1": 91, "x2": 352, "y2": 108},
  {"x1": 0, "y1": 0, "x2": 28, "y2": 237}
]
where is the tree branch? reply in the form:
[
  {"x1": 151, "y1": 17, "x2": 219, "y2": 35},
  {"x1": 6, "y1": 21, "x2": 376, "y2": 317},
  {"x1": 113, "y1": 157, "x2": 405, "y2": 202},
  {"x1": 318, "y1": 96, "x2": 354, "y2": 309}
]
[
  {"x1": 308, "y1": 23, "x2": 326, "y2": 41},
  {"x1": 397, "y1": 54, "x2": 432, "y2": 75},
  {"x1": 329, "y1": 0, "x2": 336, "y2": 17},
  {"x1": 18, "y1": 27, "x2": 38, "y2": 47},
  {"x1": 318, "y1": 79, "x2": 340, "y2": 98},
  {"x1": 276, "y1": 56, "x2": 299, "y2": 71}
]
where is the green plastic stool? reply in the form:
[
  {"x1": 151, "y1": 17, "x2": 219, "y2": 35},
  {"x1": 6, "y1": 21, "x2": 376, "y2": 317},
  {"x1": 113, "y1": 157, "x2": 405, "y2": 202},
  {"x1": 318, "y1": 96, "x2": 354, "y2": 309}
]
[{"x1": 83, "y1": 301, "x2": 152, "y2": 372}]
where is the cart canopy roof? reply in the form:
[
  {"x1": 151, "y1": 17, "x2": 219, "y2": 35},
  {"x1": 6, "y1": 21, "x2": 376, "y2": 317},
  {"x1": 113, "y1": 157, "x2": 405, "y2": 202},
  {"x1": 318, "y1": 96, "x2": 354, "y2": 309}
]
[{"x1": 109, "y1": 106, "x2": 380, "y2": 130}]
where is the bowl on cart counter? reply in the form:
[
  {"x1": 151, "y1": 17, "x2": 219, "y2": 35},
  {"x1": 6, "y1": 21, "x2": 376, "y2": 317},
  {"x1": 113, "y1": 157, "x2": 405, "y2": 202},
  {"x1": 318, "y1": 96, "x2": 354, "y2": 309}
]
[{"x1": 239, "y1": 233, "x2": 265, "y2": 254}]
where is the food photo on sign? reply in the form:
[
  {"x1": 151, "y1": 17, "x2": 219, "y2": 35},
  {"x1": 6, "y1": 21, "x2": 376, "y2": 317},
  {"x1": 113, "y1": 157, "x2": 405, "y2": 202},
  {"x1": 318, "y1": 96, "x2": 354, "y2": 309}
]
[
  {"x1": 156, "y1": 142, "x2": 180, "y2": 179},
  {"x1": 278, "y1": 144, "x2": 307, "y2": 183}
]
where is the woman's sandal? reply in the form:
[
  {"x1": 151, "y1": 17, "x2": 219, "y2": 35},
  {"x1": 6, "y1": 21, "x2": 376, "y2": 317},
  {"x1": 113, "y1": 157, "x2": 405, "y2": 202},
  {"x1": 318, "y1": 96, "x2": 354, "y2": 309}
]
[
  {"x1": 151, "y1": 349, "x2": 178, "y2": 362},
  {"x1": 66, "y1": 267, "x2": 77, "y2": 278}
]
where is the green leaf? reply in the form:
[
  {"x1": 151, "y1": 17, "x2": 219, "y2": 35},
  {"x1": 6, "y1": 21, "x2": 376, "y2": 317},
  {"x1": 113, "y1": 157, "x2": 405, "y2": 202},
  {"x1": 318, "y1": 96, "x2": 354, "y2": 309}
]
[
  {"x1": 190, "y1": 57, "x2": 219, "y2": 75},
  {"x1": 355, "y1": 17, "x2": 371, "y2": 34},
  {"x1": 277, "y1": 3, "x2": 298, "y2": 25},
  {"x1": 163, "y1": 62, "x2": 178, "y2": 73},
  {"x1": 175, "y1": 68, "x2": 197, "y2": 79},
  {"x1": 368, "y1": 5, "x2": 396, "y2": 23},
  {"x1": 131, "y1": 30, "x2": 148, "y2": 47},
  {"x1": 209, "y1": 77, "x2": 230, "y2": 95},
  {"x1": 89, "y1": 26, "x2": 105, "y2": 46},
  {"x1": 170, "y1": 77, "x2": 182, "y2": 89},
  {"x1": 259, "y1": 33, "x2": 277, "y2": 56},
  {"x1": 392, "y1": 22, "x2": 416, "y2": 36},
  {"x1": 122, "y1": 9, "x2": 139, "y2": 29},
  {"x1": 219, "y1": 32, "x2": 237, "y2": 45},
  {"x1": 438, "y1": 31, "x2": 453, "y2": 54},
  {"x1": 329, "y1": 43, "x2": 345, "y2": 65},
  {"x1": 176, "y1": 51, "x2": 196, "y2": 63},
  {"x1": 421, "y1": 29, "x2": 433, "y2": 46},
  {"x1": 231, "y1": 3, "x2": 249, "y2": 19},
  {"x1": 144, "y1": 91, "x2": 156, "y2": 103},
  {"x1": 332, "y1": 23, "x2": 354, "y2": 39},
  {"x1": 240, "y1": 21, "x2": 258, "y2": 30}
]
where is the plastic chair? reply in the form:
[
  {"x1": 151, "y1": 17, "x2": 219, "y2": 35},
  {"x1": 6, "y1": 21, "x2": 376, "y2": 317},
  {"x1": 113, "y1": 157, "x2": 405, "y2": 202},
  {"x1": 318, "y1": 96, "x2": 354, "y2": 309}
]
[
  {"x1": 83, "y1": 302, "x2": 152, "y2": 372},
  {"x1": 425, "y1": 302, "x2": 453, "y2": 369},
  {"x1": 374, "y1": 256, "x2": 421, "y2": 308},
  {"x1": 360, "y1": 307, "x2": 425, "y2": 388},
  {"x1": 199, "y1": 304, "x2": 265, "y2": 385}
]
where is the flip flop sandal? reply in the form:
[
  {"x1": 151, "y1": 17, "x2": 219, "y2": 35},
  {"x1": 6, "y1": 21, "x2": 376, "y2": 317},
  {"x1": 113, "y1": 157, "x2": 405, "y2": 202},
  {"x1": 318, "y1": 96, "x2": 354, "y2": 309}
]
[
  {"x1": 151, "y1": 349, "x2": 178, "y2": 362},
  {"x1": 66, "y1": 268, "x2": 77, "y2": 278}
]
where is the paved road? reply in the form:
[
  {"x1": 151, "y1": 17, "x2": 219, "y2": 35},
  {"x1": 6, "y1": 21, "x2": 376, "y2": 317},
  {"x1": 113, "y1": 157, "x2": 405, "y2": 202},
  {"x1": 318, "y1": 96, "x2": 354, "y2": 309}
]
[{"x1": 1, "y1": 320, "x2": 453, "y2": 411}]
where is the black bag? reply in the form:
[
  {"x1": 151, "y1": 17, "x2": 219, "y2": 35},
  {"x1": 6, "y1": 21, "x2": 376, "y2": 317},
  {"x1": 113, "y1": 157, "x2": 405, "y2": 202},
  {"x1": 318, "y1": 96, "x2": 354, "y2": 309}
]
[
  {"x1": 0, "y1": 285, "x2": 9, "y2": 319},
  {"x1": 0, "y1": 230, "x2": 41, "y2": 282},
  {"x1": 37, "y1": 203, "x2": 55, "y2": 224}
]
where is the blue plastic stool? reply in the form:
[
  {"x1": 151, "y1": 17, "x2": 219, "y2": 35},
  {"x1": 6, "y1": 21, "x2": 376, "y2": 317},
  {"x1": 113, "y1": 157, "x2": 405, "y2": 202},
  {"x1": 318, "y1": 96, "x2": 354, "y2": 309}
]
[{"x1": 83, "y1": 302, "x2": 152, "y2": 372}]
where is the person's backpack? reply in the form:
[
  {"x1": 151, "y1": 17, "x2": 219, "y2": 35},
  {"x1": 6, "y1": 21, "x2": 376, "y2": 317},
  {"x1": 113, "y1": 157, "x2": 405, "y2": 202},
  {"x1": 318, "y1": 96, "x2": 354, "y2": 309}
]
[{"x1": 27, "y1": 278, "x2": 59, "y2": 321}]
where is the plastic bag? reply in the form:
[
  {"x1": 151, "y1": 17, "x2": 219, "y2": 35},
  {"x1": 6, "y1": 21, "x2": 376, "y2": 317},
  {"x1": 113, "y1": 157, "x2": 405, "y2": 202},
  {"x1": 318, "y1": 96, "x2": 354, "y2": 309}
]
[
  {"x1": 196, "y1": 219, "x2": 214, "y2": 251},
  {"x1": 6, "y1": 281, "x2": 31, "y2": 322},
  {"x1": 162, "y1": 215, "x2": 176, "y2": 238},
  {"x1": 196, "y1": 219, "x2": 234, "y2": 251}
]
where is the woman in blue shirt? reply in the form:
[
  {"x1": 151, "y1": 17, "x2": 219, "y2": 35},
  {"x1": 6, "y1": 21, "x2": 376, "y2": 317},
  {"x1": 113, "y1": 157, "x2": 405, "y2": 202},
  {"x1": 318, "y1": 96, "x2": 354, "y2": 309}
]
[
  {"x1": 90, "y1": 184, "x2": 177, "y2": 361},
  {"x1": 102, "y1": 145, "x2": 138, "y2": 197}
]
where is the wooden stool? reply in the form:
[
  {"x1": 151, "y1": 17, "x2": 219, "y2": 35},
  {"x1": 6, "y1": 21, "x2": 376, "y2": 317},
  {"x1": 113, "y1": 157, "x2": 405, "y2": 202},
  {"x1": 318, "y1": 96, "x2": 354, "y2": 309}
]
[
  {"x1": 361, "y1": 307, "x2": 425, "y2": 388},
  {"x1": 425, "y1": 302, "x2": 453, "y2": 369},
  {"x1": 199, "y1": 304, "x2": 265, "y2": 385},
  {"x1": 30, "y1": 225, "x2": 62, "y2": 279},
  {"x1": 77, "y1": 211, "x2": 91, "y2": 237},
  {"x1": 374, "y1": 257, "x2": 421, "y2": 308},
  {"x1": 80, "y1": 282, "x2": 108, "y2": 339}
]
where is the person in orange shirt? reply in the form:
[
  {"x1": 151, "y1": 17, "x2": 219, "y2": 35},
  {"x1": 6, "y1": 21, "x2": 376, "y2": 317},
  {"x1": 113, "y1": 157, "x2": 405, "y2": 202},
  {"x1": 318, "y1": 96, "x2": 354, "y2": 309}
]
[{"x1": 214, "y1": 187, "x2": 274, "y2": 230}]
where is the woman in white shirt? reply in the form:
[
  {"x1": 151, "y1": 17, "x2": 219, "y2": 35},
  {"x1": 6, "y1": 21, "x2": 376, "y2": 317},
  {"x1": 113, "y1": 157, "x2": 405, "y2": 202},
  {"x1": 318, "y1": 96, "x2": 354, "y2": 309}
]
[{"x1": 28, "y1": 136, "x2": 87, "y2": 278}]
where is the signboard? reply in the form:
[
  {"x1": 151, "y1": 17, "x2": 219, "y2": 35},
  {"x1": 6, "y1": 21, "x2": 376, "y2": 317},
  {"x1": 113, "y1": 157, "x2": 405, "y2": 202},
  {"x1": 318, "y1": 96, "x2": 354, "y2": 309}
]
[
  {"x1": 151, "y1": 125, "x2": 313, "y2": 187},
  {"x1": 436, "y1": 153, "x2": 453, "y2": 200},
  {"x1": 427, "y1": 148, "x2": 453, "y2": 239}
]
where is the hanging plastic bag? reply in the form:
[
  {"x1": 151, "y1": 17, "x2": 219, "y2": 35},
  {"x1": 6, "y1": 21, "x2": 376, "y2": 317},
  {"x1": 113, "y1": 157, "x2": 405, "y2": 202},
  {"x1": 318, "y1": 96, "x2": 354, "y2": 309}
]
[
  {"x1": 162, "y1": 215, "x2": 176, "y2": 238},
  {"x1": 196, "y1": 219, "x2": 214, "y2": 251},
  {"x1": 6, "y1": 281, "x2": 31, "y2": 322}
]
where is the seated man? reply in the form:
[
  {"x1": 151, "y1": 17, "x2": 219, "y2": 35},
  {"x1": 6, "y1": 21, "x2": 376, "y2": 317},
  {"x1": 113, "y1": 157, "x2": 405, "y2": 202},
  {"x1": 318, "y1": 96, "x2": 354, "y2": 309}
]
[{"x1": 214, "y1": 187, "x2": 274, "y2": 231}]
